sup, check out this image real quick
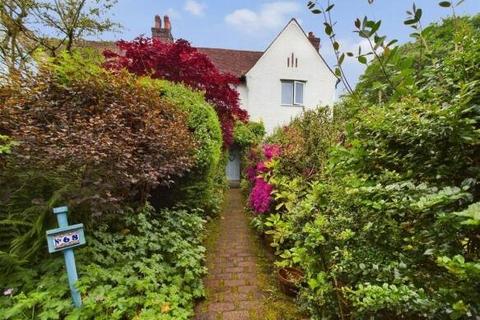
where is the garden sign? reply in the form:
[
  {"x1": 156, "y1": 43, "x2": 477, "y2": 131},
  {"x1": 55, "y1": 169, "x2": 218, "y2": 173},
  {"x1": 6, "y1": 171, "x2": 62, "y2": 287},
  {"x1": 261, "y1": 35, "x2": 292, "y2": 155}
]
[{"x1": 46, "y1": 206, "x2": 86, "y2": 307}]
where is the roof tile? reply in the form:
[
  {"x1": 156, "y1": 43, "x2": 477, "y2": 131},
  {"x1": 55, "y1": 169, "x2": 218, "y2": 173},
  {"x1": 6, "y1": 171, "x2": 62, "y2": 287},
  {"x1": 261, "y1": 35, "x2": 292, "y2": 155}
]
[{"x1": 197, "y1": 47, "x2": 263, "y2": 78}]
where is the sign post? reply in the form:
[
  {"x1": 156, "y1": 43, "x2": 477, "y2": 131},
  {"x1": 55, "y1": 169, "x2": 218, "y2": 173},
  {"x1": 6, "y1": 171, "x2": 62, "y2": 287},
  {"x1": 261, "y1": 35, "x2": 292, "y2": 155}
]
[{"x1": 46, "y1": 206, "x2": 86, "y2": 308}]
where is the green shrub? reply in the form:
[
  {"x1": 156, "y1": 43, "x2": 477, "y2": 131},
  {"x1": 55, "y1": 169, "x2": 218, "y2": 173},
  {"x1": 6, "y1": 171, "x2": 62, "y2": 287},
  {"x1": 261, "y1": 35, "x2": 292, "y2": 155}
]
[
  {"x1": 245, "y1": 15, "x2": 480, "y2": 319},
  {"x1": 142, "y1": 80, "x2": 225, "y2": 215},
  {"x1": 266, "y1": 108, "x2": 341, "y2": 180},
  {"x1": 0, "y1": 205, "x2": 207, "y2": 320},
  {"x1": 233, "y1": 120, "x2": 265, "y2": 149}
]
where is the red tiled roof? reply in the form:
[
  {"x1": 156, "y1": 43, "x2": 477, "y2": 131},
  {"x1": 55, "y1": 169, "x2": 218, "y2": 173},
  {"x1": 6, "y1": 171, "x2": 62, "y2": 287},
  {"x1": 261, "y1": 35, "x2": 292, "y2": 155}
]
[
  {"x1": 79, "y1": 40, "x2": 263, "y2": 78},
  {"x1": 197, "y1": 47, "x2": 263, "y2": 78}
]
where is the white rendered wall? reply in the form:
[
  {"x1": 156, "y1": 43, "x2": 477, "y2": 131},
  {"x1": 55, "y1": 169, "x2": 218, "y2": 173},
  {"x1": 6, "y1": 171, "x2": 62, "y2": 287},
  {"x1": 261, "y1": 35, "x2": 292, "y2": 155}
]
[{"x1": 241, "y1": 20, "x2": 336, "y2": 134}]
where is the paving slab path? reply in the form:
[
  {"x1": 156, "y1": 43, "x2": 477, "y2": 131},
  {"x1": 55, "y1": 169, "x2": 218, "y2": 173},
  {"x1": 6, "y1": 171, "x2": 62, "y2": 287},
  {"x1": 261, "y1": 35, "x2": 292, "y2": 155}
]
[{"x1": 195, "y1": 189, "x2": 304, "y2": 320}]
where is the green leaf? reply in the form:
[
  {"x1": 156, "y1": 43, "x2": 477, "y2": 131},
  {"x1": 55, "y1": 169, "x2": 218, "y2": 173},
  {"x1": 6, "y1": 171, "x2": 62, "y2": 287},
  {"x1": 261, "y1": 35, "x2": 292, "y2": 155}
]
[
  {"x1": 358, "y1": 56, "x2": 368, "y2": 64},
  {"x1": 439, "y1": 1, "x2": 451, "y2": 7},
  {"x1": 415, "y1": 8, "x2": 423, "y2": 20},
  {"x1": 334, "y1": 67, "x2": 342, "y2": 77},
  {"x1": 355, "y1": 18, "x2": 361, "y2": 29},
  {"x1": 324, "y1": 23, "x2": 333, "y2": 36},
  {"x1": 311, "y1": 9, "x2": 322, "y2": 14},
  {"x1": 404, "y1": 18, "x2": 418, "y2": 25},
  {"x1": 387, "y1": 39, "x2": 398, "y2": 47}
]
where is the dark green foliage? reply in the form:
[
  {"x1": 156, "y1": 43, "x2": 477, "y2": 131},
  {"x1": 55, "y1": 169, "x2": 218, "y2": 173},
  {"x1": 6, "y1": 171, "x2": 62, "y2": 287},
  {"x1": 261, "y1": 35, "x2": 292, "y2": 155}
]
[
  {"x1": 0, "y1": 171, "x2": 80, "y2": 275},
  {"x1": 356, "y1": 14, "x2": 480, "y2": 104},
  {"x1": 248, "y1": 14, "x2": 480, "y2": 319},
  {"x1": 0, "y1": 205, "x2": 207, "y2": 319},
  {"x1": 337, "y1": 98, "x2": 480, "y2": 185},
  {"x1": 233, "y1": 120, "x2": 265, "y2": 149}
]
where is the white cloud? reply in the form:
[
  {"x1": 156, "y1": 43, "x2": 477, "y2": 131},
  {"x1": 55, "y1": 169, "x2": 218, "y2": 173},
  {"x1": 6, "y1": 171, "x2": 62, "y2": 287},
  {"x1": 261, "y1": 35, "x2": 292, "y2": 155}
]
[
  {"x1": 184, "y1": 0, "x2": 206, "y2": 16},
  {"x1": 225, "y1": 1, "x2": 300, "y2": 34}
]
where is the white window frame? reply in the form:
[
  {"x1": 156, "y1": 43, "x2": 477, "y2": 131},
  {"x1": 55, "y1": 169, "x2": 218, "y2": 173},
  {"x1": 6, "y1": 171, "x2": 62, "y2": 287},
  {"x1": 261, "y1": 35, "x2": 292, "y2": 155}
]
[{"x1": 281, "y1": 80, "x2": 305, "y2": 106}]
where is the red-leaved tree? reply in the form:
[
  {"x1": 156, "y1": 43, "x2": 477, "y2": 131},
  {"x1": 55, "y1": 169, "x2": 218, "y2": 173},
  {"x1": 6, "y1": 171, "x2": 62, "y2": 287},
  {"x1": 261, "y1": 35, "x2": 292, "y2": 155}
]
[{"x1": 103, "y1": 38, "x2": 248, "y2": 146}]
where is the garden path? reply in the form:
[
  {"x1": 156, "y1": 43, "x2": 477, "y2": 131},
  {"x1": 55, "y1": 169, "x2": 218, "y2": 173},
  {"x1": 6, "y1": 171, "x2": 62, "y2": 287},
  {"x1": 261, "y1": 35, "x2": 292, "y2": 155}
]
[{"x1": 195, "y1": 189, "x2": 303, "y2": 320}]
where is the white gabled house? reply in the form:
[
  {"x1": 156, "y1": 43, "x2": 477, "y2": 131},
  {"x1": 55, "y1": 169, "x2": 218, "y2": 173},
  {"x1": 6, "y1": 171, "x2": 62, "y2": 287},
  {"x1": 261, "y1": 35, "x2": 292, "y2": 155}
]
[{"x1": 151, "y1": 16, "x2": 336, "y2": 185}]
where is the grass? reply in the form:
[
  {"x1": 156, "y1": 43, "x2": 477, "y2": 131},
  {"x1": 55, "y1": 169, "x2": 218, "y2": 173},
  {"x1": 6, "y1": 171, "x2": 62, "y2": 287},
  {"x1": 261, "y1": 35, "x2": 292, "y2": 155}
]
[{"x1": 244, "y1": 198, "x2": 307, "y2": 320}]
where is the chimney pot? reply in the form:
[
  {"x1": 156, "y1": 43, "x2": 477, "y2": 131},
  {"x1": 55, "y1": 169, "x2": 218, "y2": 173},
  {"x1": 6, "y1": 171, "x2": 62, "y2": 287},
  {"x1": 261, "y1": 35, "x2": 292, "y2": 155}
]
[
  {"x1": 154, "y1": 15, "x2": 161, "y2": 29},
  {"x1": 151, "y1": 14, "x2": 173, "y2": 42},
  {"x1": 308, "y1": 31, "x2": 320, "y2": 52},
  {"x1": 164, "y1": 15, "x2": 171, "y2": 30}
]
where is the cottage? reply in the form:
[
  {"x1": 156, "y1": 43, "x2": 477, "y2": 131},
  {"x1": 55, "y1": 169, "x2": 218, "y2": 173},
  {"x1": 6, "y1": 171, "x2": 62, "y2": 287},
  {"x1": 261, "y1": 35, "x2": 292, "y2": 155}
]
[{"x1": 150, "y1": 15, "x2": 336, "y2": 185}]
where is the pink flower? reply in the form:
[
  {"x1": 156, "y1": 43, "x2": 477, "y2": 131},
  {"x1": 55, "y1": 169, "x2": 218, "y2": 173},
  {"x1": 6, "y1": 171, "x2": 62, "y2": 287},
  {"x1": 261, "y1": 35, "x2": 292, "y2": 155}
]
[
  {"x1": 256, "y1": 162, "x2": 268, "y2": 174},
  {"x1": 263, "y1": 144, "x2": 281, "y2": 159},
  {"x1": 249, "y1": 177, "x2": 273, "y2": 214}
]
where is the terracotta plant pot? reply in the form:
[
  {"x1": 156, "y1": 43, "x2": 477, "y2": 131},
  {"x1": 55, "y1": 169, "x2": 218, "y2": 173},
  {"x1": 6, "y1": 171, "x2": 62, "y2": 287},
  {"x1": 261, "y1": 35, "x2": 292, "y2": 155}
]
[{"x1": 277, "y1": 267, "x2": 304, "y2": 296}]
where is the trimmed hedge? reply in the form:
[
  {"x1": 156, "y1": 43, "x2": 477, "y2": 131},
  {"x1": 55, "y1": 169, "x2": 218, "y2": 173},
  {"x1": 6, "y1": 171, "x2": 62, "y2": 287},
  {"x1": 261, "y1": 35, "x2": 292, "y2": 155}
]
[{"x1": 143, "y1": 80, "x2": 225, "y2": 215}]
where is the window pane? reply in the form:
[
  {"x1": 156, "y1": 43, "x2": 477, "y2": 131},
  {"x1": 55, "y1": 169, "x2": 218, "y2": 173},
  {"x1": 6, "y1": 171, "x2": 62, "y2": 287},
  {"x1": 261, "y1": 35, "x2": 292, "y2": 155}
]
[
  {"x1": 294, "y1": 82, "x2": 304, "y2": 105},
  {"x1": 281, "y1": 81, "x2": 293, "y2": 105}
]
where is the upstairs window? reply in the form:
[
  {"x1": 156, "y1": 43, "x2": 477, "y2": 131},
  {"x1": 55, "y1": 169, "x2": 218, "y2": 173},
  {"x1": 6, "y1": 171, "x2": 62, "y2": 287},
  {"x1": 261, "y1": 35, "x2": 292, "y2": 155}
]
[{"x1": 281, "y1": 80, "x2": 305, "y2": 106}]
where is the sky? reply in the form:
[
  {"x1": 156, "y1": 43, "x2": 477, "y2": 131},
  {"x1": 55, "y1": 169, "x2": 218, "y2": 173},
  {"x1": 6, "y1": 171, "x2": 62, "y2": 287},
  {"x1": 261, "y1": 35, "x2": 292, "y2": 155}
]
[{"x1": 97, "y1": 0, "x2": 480, "y2": 88}]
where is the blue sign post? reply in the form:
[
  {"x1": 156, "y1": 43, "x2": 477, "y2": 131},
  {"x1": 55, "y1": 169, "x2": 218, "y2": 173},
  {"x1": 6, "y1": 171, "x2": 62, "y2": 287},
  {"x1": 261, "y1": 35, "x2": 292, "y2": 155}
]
[{"x1": 46, "y1": 206, "x2": 86, "y2": 308}]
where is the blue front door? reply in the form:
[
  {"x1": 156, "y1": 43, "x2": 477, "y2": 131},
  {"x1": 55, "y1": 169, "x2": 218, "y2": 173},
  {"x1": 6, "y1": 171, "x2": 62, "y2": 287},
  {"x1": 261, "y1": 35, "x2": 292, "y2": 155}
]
[{"x1": 226, "y1": 148, "x2": 240, "y2": 182}]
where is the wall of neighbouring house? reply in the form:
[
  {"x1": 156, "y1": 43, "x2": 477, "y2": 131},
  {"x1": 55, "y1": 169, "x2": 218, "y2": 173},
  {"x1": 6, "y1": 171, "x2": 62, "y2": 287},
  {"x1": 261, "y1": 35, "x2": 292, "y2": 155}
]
[{"x1": 240, "y1": 21, "x2": 336, "y2": 134}]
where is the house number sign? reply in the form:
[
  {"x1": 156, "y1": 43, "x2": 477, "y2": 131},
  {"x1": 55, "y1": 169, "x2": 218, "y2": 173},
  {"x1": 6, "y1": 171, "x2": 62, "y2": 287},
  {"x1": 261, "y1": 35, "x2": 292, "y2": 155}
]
[
  {"x1": 46, "y1": 206, "x2": 86, "y2": 308},
  {"x1": 53, "y1": 231, "x2": 81, "y2": 249}
]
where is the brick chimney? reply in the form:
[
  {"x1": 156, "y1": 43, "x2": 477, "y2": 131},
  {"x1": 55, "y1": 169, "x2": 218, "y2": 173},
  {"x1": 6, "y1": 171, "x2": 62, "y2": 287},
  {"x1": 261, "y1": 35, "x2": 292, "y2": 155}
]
[
  {"x1": 151, "y1": 14, "x2": 173, "y2": 43},
  {"x1": 308, "y1": 32, "x2": 320, "y2": 52}
]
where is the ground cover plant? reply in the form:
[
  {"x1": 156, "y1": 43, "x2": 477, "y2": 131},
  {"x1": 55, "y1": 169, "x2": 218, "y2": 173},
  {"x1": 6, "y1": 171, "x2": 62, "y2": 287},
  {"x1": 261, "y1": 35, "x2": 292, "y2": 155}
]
[
  {"x1": 244, "y1": 10, "x2": 480, "y2": 320},
  {"x1": 0, "y1": 205, "x2": 207, "y2": 320}
]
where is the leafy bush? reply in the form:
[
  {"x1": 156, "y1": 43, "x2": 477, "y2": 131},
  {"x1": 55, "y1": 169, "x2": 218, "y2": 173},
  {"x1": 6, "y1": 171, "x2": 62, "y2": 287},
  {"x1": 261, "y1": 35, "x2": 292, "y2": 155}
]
[
  {"x1": 142, "y1": 80, "x2": 225, "y2": 215},
  {"x1": 0, "y1": 205, "x2": 207, "y2": 320},
  {"x1": 1, "y1": 58, "x2": 196, "y2": 212},
  {"x1": 233, "y1": 120, "x2": 265, "y2": 149},
  {"x1": 355, "y1": 14, "x2": 480, "y2": 104},
  {"x1": 0, "y1": 50, "x2": 221, "y2": 320},
  {"x1": 267, "y1": 108, "x2": 340, "y2": 180},
  {"x1": 245, "y1": 15, "x2": 480, "y2": 320}
]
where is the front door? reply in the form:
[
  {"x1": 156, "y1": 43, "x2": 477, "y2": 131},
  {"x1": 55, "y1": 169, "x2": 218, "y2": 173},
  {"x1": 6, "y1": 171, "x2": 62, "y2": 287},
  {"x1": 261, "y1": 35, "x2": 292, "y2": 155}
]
[{"x1": 226, "y1": 148, "x2": 240, "y2": 186}]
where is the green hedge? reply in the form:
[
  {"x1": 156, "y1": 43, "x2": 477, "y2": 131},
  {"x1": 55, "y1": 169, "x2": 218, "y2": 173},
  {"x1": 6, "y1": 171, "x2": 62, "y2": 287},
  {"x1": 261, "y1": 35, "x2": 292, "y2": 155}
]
[
  {"x1": 142, "y1": 80, "x2": 225, "y2": 215},
  {"x1": 246, "y1": 16, "x2": 480, "y2": 319}
]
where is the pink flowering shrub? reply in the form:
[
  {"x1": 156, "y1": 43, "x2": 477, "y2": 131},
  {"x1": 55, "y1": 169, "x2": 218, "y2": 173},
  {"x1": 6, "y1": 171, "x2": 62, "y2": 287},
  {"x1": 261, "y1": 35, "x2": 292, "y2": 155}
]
[
  {"x1": 256, "y1": 162, "x2": 268, "y2": 174},
  {"x1": 246, "y1": 166, "x2": 257, "y2": 182},
  {"x1": 263, "y1": 144, "x2": 281, "y2": 159},
  {"x1": 246, "y1": 144, "x2": 282, "y2": 214},
  {"x1": 249, "y1": 177, "x2": 273, "y2": 214}
]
